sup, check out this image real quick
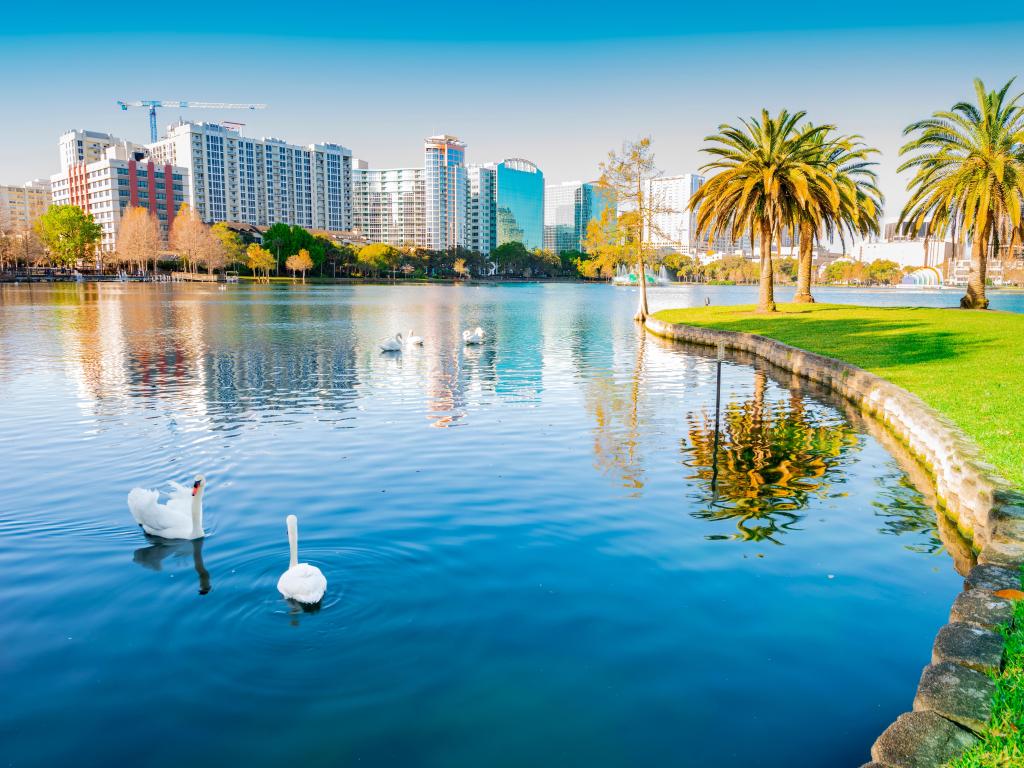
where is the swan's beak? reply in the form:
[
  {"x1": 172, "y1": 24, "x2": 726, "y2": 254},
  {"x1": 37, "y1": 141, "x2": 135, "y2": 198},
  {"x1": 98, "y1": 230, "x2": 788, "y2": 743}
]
[{"x1": 192, "y1": 480, "x2": 201, "y2": 496}]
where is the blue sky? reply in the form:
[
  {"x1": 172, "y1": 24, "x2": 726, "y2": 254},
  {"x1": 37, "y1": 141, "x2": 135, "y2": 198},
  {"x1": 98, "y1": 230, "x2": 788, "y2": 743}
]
[{"x1": 4, "y1": 6, "x2": 1024, "y2": 218}]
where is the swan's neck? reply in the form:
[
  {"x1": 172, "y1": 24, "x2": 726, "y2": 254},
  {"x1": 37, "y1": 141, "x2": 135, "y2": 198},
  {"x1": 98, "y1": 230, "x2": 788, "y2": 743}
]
[
  {"x1": 287, "y1": 517, "x2": 299, "y2": 568},
  {"x1": 190, "y1": 488, "x2": 204, "y2": 537}
]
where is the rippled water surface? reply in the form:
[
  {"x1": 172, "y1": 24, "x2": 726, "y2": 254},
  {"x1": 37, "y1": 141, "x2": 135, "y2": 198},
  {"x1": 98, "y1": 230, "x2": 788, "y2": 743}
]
[{"x1": 0, "y1": 283, "x2": 970, "y2": 767}]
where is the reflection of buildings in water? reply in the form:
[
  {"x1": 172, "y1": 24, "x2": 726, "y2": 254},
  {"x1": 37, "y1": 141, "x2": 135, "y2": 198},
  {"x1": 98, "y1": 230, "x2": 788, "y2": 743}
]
[
  {"x1": 48, "y1": 284, "x2": 364, "y2": 422},
  {"x1": 585, "y1": 326, "x2": 724, "y2": 492},
  {"x1": 681, "y1": 370, "x2": 861, "y2": 544},
  {"x1": 57, "y1": 284, "x2": 132, "y2": 410}
]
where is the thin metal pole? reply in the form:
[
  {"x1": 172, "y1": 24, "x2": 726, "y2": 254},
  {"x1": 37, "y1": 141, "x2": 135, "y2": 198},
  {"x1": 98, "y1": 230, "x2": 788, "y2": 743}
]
[{"x1": 711, "y1": 341, "x2": 724, "y2": 496}]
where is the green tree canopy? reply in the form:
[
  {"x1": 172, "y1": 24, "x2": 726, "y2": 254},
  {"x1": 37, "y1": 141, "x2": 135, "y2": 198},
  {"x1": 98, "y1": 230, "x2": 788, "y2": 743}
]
[
  {"x1": 34, "y1": 205, "x2": 102, "y2": 268},
  {"x1": 262, "y1": 223, "x2": 327, "y2": 272},
  {"x1": 867, "y1": 259, "x2": 902, "y2": 285},
  {"x1": 493, "y1": 241, "x2": 533, "y2": 275}
]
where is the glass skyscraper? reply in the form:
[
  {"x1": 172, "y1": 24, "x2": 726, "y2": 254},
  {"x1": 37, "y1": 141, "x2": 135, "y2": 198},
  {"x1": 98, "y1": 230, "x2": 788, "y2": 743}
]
[
  {"x1": 494, "y1": 159, "x2": 543, "y2": 251},
  {"x1": 543, "y1": 181, "x2": 614, "y2": 254},
  {"x1": 467, "y1": 158, "x2": 544, "y2": 254}
]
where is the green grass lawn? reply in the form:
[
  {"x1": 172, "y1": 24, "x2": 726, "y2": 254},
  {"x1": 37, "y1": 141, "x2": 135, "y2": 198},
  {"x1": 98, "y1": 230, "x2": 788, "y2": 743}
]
[
  {"x1": 653, "y1": 303, "x2": 1024, "y2": 488},
  {"x1": 948, "y1": 592, "x2": 1024, "y2": 768},
  {"x1": 653, "y1": 302, "x2": 1024, "y2": 766}
]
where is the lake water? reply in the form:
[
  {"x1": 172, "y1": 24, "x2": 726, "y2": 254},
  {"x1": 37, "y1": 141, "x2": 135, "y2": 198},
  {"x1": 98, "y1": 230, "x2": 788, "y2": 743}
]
[{"x1": 0, "y1": 283, "x2": 987, "y2": 767}]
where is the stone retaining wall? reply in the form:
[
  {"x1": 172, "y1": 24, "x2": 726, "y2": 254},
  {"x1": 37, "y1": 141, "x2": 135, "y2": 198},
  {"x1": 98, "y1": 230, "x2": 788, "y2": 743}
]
[{"x1": 645, "y1": 316, "x2": 1024, "y2": 768}]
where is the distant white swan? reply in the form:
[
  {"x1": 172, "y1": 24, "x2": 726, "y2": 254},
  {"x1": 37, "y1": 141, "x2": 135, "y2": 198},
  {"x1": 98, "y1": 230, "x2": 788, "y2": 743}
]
[
  {"x1": 379, "y1": 333, "x2": 403, "y2": 352},
  {"x1": 277, "y1": 514, "x2": 327, "y2": 605},
  {"x1": 463, "y1": 326, "x2": 485, "y2": 345},
  {"x1": 128, "y1": 474, "x2": 206, "y2": 540},
  {"x1": 407, "y1": 330, "x2": 424, "y2": 346}
]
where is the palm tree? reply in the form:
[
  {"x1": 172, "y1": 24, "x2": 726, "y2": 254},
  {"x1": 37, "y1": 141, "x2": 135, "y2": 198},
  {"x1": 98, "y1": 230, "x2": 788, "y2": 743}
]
[
  {"x1": 692, "y1": 110, "x2": 839, "y2": 312},
  {"x1": 794, "y1": 131, "x2": 883, "y2": 303},
  {"x1": 899, "y1": 78, "x2": 1024, "y2": 309}
]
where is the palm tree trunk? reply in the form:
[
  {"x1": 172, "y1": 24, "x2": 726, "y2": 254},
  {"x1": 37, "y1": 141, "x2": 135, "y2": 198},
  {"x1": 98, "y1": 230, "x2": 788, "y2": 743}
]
[
  {"x1": 962, "y1": 223, "x2": 990, "y2": 309},
  {"x1": 758, "y1": 221, "x2": 776, "y2": 312},
  {"x1": 794, "y1": 220, "x2": 815, "y2": 303}
]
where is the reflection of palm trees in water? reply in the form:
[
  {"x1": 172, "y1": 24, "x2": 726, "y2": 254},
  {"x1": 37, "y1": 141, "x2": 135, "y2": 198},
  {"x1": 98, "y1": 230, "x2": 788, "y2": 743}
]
[
  {"x1": 873, "y1": 476, "x2": 945, "y2": 554},
  {"x1": 682, "y1": 370, "x2": 860, "y2": 544},
  {"x1": 133, "y1": 537, "x2": 211, "y2": 594}
]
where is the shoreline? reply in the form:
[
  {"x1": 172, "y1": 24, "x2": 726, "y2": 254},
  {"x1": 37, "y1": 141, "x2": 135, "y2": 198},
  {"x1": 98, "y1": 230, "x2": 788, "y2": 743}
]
[{"x1": 645, "y1": 307, "x2": 1024, "y2": 767}]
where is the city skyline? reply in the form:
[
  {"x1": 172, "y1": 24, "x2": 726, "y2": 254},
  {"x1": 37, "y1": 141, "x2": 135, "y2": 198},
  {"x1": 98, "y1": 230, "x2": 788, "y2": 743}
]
[{"x1": 4, "y1": 18, "x2": 1024, "y2": 221}]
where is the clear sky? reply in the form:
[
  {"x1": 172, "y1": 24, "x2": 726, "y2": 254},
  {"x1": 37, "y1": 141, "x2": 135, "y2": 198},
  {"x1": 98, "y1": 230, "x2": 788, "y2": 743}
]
[{"x1": 4, "y1": 4, "x2": 1024, "y2": 218}]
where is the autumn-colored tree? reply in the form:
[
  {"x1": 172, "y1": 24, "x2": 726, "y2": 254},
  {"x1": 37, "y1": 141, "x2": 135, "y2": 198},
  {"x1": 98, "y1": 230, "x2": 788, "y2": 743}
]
[
  {"x1": 598, "y1": 137, "x2": 669, "y2": 321},
  {"x1": 285, "y1": 248, "x2": 314, "y2": 280},
  {"x1": 578, "y1": 208, "x2": 625, "y2": 279},
  {"x1": 357, "y1": 243, "x2": 401, "y2": 277},
  {"x1": 0, "y1": 227, "x2": 46, "y2": 271},
  {"x1": 453, "y1": 257, "x2": 468, "y2": 279},
  {"x1": 246, "y1": 243, "x2": 275, "y2": 281},
  {"x1": 211, "y1": 222, "x2": 246, "y2": 270},
  {"x1": 822, "y1": 259, "x2": 868, "y2": 285},
  {"x1": 116, "y1": 207, "x2": 162, "y2": 274},
  {"x1": 169, "y1": 204, "x2": 212, "y2": 273},
  {"x1": 34, "y1": 204, "x2": 102, "y2": 269}
]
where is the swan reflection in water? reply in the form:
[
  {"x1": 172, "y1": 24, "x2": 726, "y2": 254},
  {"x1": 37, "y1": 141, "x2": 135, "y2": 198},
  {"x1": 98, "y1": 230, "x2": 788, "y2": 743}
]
[{"x1": 133, "y1": 537, "x2": 212, "y2": 595}]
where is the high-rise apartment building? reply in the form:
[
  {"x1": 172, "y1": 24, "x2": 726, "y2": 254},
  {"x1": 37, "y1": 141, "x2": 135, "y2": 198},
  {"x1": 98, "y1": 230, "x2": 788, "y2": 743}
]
[
  {"x1": 0, "y1": 179, "x2": 52, "y2": 231},
  {"x1": 351, "y1": 138, "x2": 544, "y2": 257},
  {"x1": 59, "y1": 130, "x2": 120, "y2": 172},
  {"x1": 467, "y1": 165, "x2": 496, "y2": 255},
  {"x1": 631, "y1": 173, "x2": 749, "y2": 257},
  {"x1": 50, "y1": 141, "x2": 188, "y2": 253},
  {"x1": 148, "y1": 122, "x2": 352, "y2": 230},
  {"x1": 423, "y1": 135, "x2": 467, "y2": 251},
  {"x1": 543, "y1": 181, "x2": 614, "y2": 254},
  {"x1": 644, "y1": 174, "x2": 703, "y2": 252},
  {"x1": 351, "y1": 160, "x2": 425, "y2": 246}
]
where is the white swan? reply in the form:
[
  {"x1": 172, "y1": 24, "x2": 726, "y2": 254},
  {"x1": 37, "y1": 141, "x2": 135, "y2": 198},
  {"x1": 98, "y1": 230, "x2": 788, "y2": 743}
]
[
  {"x1": 127, "y1": 474, "x2": 206, "y2": 540},
  {"x1": 407, "y1": 330, "x2": 424, "y2": 346},
  {"x1": 277, "y1": 514, "x2": 327, "y2": 604},
  {"x1": 463, "y1": 326, "x2": 485, "y2": 345},
  {"x1": 379, "y1": 333, "x2": 403, "y2": 352}
]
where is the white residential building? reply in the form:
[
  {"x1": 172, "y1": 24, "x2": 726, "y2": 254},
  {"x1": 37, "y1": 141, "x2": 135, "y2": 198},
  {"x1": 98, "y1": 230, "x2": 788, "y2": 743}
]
[
  {"x1": 623, "y1": 173, "x2": 749, "y2": 259},
  {"x1": 351, "y1": 160, "x2": 426, "y2": 246},
  {"x1": 50, "y1": 141, "x2": 188, "y2": 253},
  {"x1": 0, "y1": 179, "x2": 51, "y2": 231},
  {"x1": 467, "y1": 165, "x2": 496, "y2": 255},
  {"x1": 59, "y1": 130, "x2": 121, "y2": 172},
  {"x1": 148, "y1": 122, "x2": 352, "y2": 230},
  {"x1": 423, "y1": 135, "x2": 467, "y2": 251}
]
